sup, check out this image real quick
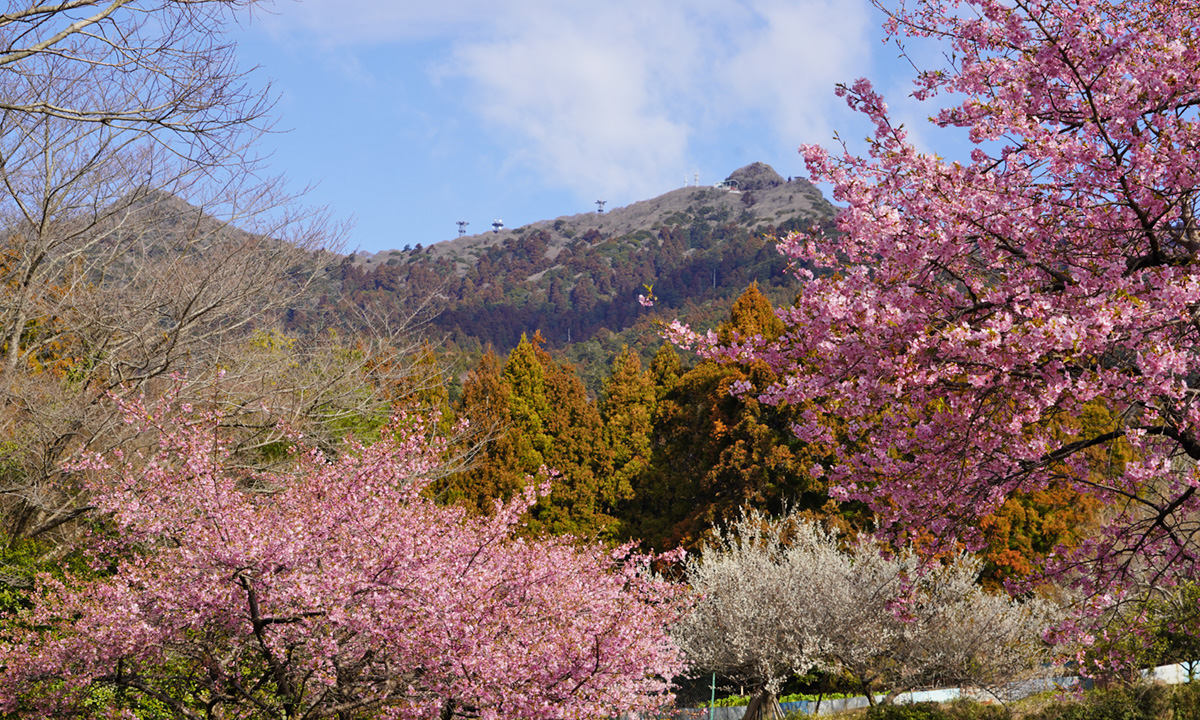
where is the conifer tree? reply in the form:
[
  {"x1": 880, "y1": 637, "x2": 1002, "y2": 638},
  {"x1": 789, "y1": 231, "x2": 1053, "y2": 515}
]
[
  {"x1": 601, "y1": 347, "x2": 657, "y2": 518},
  {"x1": 529, "y1": 335, "x2": 618, "y2": 536},
  {"x1": 503, "y1": 334, "x2": 553, "y2": 467},
  {"x1": 449, "y1": 335, "x2": 621, "y2": 537},
  {"x1": 444, "y1": 349, "x2": 525, "y2": 513},
  {"x1": 717, "y1": 282, "x2": 785, "y2": 345},
  {"x1": 649, "y1": 343, "x2": 682, "y2": 401},
  {"x1": 624, "y1": 286, "x2": 837, "y2": 550}
]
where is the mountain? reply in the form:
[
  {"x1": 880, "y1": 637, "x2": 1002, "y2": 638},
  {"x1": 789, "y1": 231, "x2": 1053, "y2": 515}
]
[
  {"x1": 323, "y1": 163, "x2": 837, "y2": 374},
  {"x1": 348, "y1": 162, "x2": 828, "y2": 272}
]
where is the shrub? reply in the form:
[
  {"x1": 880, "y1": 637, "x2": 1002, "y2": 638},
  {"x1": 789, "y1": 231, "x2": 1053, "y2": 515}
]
[
  {"x1": 866, "y1": 702, "x2": 950, "y2": 720},
  {"x1": 1170, "y1": 682, "x2": 1200, "y2": 720},
  {"x1": 865, "y1": 700, "x2": 1010, "y2": 720},
  {"x1": 1025, "y1": 686, "x2": 1169, "y2": 720}
]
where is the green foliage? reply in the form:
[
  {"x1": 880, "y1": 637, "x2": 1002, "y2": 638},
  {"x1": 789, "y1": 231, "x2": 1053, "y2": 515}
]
[
  {"x1": 1009, "y1": 685, "x2": 1200, "y2": 720},
  {"x1": 446, "y1": 333, "x2": 622, "y2": 538},
  {"x1": 0, "y1": 534, "x2": 109, "y2": 621},
  {"x1": 940, "y1": 700, "x2": 1012, "y2": 720},
  {"x1": 717, "y1": 281, "x2": 784, "y2": 344},
  {"x1": 865, "y1": 701, "x2": 1010, "y2": 720},
  {"x1": 1025, "y1": 686, "x2": 1173, "y2": 720},
  {"x1": 79, "y1": 684, "x2": 175, "y2": 720},
  {"x1": 867, "y1": 703, "x2": 950, "y2": 720},
  {"x1": 439, "y1": 348, "x2": 524, "y2": 512},
  {"x1": 1141, "y1": 583, "x2": 1200, "y2": 672},
  {"x1": 704, "y1": 694, "x2": 753, "y2": 707},
  {"x1": 700, "y1": 692, "x2": 856, "y2": 707},
  {"x1": 527, "y1": 336, "x2": 620, "y2": 537},
  {"x1": 0, "y1": 539, "x2": 42, "y2": 617},
  {"x1": 1168, "y1": 682, "x2": 1200, "y2": 720},
  {"x1": 600, "y1": 346, "x2": 656, "y2": 508},
  {"x1": 503, "y1": 334, "x2": 553, "y2": 466},
  {"x1": 440, "y1": 283, "x2": 871, "y2": 551},
  {"x1": 1066, "y1": 584, "x2": 1200, "y2": 686},
  {"x1": 0, "y1": 440, "x2": 21, "y2": 490}
]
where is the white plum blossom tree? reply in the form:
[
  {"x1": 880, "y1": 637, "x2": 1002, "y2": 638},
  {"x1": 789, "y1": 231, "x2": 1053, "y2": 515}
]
[{"x1": 675, "y1": 509, "x2": 1061, "y2": 715}]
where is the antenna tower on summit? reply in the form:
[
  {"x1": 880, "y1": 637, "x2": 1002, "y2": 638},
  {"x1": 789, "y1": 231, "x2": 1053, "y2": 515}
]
[
  {"x1": 596, "y1": 200, "x2": 606, "y2": 213},
  {"x1": 457, "y1": 220, "x2": 469, "y2": 236}
]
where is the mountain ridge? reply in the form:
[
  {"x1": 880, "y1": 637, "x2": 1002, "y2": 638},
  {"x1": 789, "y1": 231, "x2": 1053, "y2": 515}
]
[
  {"x1": 347, "y1": 162, "x2": 831, "y2": 275},
  {"x1": 324, "y1": 162, "x2": 838, "y2": 392}
]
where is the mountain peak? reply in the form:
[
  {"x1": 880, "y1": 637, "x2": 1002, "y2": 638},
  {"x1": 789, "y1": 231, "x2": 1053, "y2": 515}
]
[{"x1": 724, "y1": 162, "x2": 786, "y2": 193}]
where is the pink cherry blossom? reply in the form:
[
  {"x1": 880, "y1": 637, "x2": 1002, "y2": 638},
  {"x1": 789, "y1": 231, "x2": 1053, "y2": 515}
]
[
  {"x1": 1, "y1": 399, "x2": 686, "y2": 719},
  {"x1": 680, "y1": 0, "x2": 1200, "y2": 624}
]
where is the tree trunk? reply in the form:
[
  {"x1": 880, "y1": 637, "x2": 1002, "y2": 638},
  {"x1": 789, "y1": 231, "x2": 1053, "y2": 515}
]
[
  {"x1": 862, "y1": 679, "x2": 876, "y2": 708},
  {"x1": 742, "y1": 690, "x2": 783, "y2": 720}
]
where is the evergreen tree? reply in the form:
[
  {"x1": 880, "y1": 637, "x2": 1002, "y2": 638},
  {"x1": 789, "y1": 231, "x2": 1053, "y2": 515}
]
[
  {"x1": 600, "y1": 347, "x2": 656, "y2": 519},
  {"x1": 648, "y1": 343, "x2": 682, "y2": 401},
  {"x1": 717, "y1": 281, "x2": 784, "y2": 345},
  {"x1": 529, "y1": 335, "x2": 618, "y2": 537},
  {"x1": 447, "y1": 334, "x2": 621, "y2": 538},
  {"x1": 622, "y1": 286, "x2": 839, "y2": 551},
  {"x1": 442, "y1": 349, "x2": 525, "y2": 513},
  {"x1": 503, "y1": 334, "x2": 553, "y2": 467}
]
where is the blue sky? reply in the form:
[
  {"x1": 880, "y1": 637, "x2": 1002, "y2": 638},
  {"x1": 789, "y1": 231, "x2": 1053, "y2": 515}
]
[{"x1": 230, "y1": 1, "x2": 955, "y2": 254}]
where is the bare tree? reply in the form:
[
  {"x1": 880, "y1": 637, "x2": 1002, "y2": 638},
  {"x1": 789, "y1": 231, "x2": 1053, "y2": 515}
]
[
  {"x1": 0, "y1": 1, "x2": 374, "y2": 558},
  {"x1": 0, "y1": 161, "x2": 340, "y2": 537},
  {"x1": 675, "y1": 509, "x2": 1062, "y2": 717},
  {"x1": 0, "y1": 1, "x2": 271, "y2": 149}
]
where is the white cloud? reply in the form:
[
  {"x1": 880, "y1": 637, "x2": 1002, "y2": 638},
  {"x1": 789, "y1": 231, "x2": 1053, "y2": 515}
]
[
  {"x1": 444, "y1": 1, "x2": 710, "y2": 201},
  {"x1": 718, "y1": 0, "x2": 873, "y2": 146},
  {"x1": 438, "y1": 0, "x2": 875, "y2": 201},
  {"x1": 252, "y1": 0, "x2": 878, "y2": 201}
]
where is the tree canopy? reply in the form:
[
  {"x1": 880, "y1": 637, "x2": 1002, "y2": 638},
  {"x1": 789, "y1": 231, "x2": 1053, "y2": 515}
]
[
  {"x1": 0, "y1": 399, "x2": 686, "y2": 719},
  {"x1": 671, "y1": 0, "x2": 1200, "y2": 613}
]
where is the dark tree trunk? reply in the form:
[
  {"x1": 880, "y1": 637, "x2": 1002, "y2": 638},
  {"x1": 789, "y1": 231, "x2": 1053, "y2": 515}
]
[{"x1": 742, "y1": 690, "x2": 783, "y2": 720}]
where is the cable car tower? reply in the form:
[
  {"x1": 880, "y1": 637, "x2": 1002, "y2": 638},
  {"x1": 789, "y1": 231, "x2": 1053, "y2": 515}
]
[
  {"x1": 596, "y1": 200, "x2": 606, "y2": 213},
  {"x1": 457, "y1": 220, "x2": 469, "y2": 236},
  {"x1": 492, "y1": 219, "x2": 504, "y2": 234}
]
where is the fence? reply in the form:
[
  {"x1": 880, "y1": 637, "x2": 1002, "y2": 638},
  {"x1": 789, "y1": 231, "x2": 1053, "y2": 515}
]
[{"x1": 673, "y1": 661, "x2": 1197, "y2": 718}]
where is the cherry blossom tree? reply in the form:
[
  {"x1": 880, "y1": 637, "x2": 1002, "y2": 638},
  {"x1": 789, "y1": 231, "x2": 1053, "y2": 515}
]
[
  {"x1": 0, "y1": 398, "x2": 686, "y2": 720},
  {"x1": 669, "y1": 0, "x2": 1200, "y2": 609}
]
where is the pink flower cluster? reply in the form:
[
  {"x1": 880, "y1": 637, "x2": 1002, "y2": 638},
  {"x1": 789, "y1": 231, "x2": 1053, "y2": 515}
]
[
  {"x1": 675, "y1": 0, "x2": 1200, "y2": 616},
  {"x1": 1, "y1": 400, "x2": 685, "y2": 719}
]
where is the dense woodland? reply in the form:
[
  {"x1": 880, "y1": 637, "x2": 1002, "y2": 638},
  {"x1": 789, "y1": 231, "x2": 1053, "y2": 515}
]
[
  {"x1": 280, "y1": 162, "x2": 1101, "y2": 583},
  {"x1": 432, "y1": 284, "x2": 1103, "y2": 588}
]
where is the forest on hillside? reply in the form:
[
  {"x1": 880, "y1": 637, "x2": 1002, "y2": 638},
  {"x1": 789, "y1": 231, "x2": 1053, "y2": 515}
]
[{"x1": 311, "y1": 166, "x2": 836, "y2": 384}]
